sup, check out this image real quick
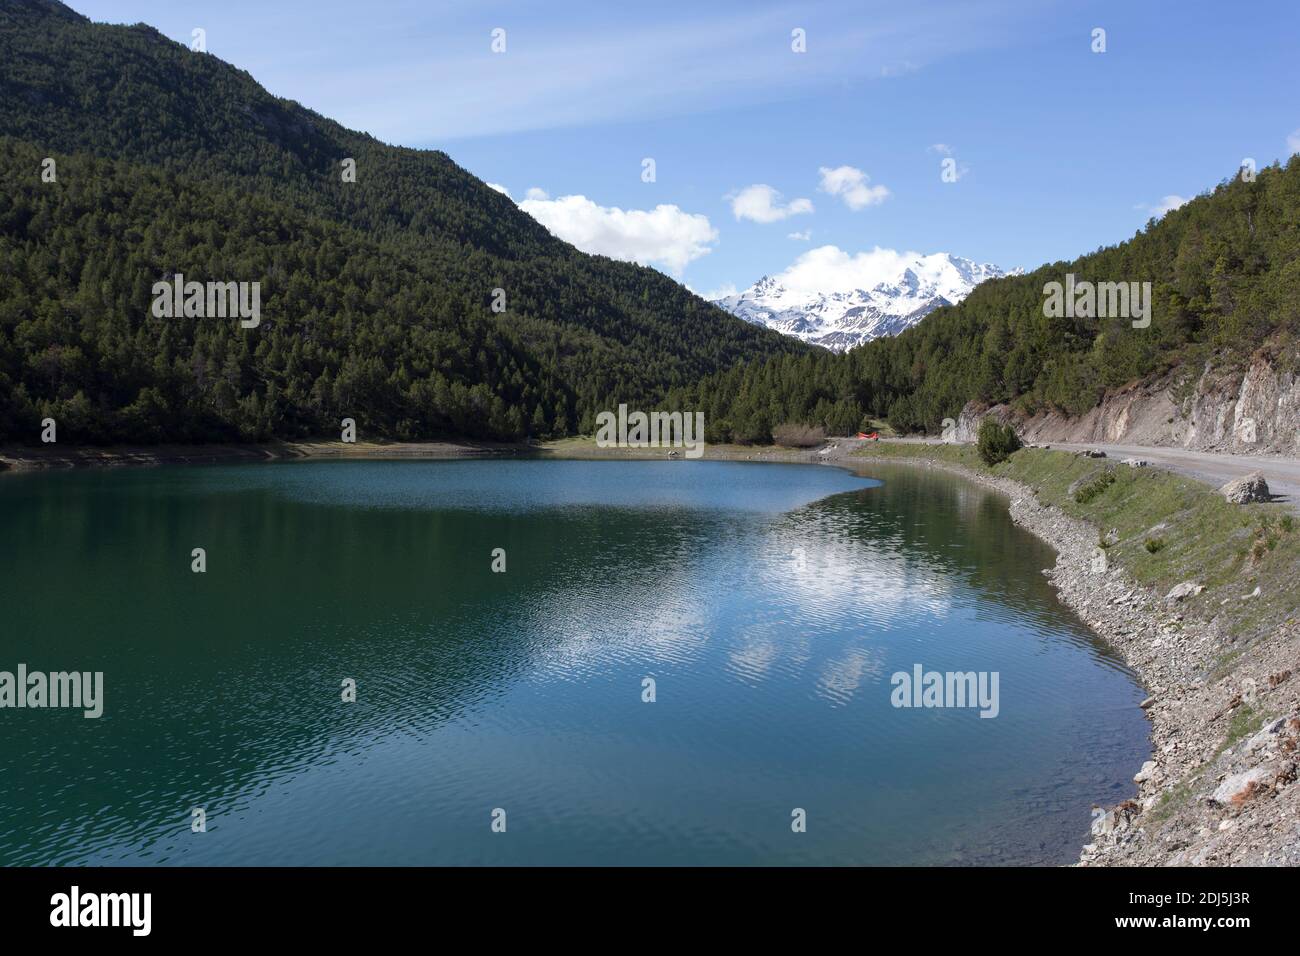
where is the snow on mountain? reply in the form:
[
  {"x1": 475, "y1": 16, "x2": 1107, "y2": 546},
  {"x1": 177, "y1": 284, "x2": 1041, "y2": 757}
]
[{"x1": 713, "y1": 249, "x2": 1018, "y2": 351}]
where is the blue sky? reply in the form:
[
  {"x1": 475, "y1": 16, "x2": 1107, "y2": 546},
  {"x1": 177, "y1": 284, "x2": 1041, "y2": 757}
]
[{"x1": 70, "y1": 0, "x2": 1300, "y2": 296}]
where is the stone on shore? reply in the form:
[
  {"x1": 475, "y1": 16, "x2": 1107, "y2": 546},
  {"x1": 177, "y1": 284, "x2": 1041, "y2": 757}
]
[
  {"x1": 1244, "y1": 717, "x2": 1290, "y2": 755},
  {"x1": 1165, "y1": 581, "x2": 1205, "y2": 603},
  {"x1": 1209, "y1": 765, "x2": 1292, "y2": 807},
  {"x1": 1133, "y1": 760, "x2": 1160, "y2": 784}
]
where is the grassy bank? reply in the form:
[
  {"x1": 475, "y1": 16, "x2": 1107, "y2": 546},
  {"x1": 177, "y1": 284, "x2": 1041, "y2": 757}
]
[{"x1": 855, "y1": 442, "x2": 1300, "y2": 647}]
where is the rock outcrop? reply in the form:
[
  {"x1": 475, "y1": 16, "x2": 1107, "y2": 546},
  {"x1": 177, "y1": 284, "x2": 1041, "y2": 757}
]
[{"x1": 955, "y1": 351, "x2": 1300, "y2": 455}]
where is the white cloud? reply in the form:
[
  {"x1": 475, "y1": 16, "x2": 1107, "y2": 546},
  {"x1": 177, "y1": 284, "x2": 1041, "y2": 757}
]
[
  {"x1": 818, "y1": 165, "x2": 890, "y2": 210},
  {"x1": 486, "y1": 183, "x2": 511, "y2": 197},
  {"x1": 694, "y1": 282, "x2": 739, "y2": 301},
  {"x1": 929, "y1": 143, "x2": 953, "y2": 156},
  {"x1": 1288, "y1": 129, "x2": 1300, "y2": 155},
  {"x1": 761, "y1": 245, "x2": 944, "y2": 296},
  {"x1": 524, "y1": 187, "x2": 550, "y2": 201},
  {"x1": 728, "y1": 184, "x2": 814, "y2": 223},
  {"x1": 519, "y1": 194, "x2": 718, "y2": 275},
  {"x1": 1137, "y1": 194, "x2": 1190, "y2": 218},
  {"x1": 787, "y1": 229, "x2": 813, "y2": 241}
]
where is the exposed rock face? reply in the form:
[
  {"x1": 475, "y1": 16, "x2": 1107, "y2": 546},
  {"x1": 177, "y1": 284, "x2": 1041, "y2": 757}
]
[
  {"x1": 1219, "y1": 472, "x2": 1270, "y2": 503},
  {"x1": 955, "y1": 352, "x2": 1300, "y2": 454},
  {"x1": 953, "y1": 404, "x2": 1015, "y2": 443}
]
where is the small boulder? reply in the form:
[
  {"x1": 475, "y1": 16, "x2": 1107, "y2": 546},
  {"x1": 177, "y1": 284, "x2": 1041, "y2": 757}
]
[
  {"x1": 1165, "y1": 581, "x2": 1204, "y2": 603},
  {"x1": 1123, "y1": 457, "x2": 1149, "y2": 467},
  {"x1": 1134, "y1": 760, "x2": 1159, "y2": 784},
  {"x1": 1244, "y1": 717, "x2": 1290, "y2": 755},
  {"x1": 1210, "y1": 766, "x2": 1274, "y2": 807},
  {"x1": 1219, "y1": 472, "x2": 1270, "y2": 504}
]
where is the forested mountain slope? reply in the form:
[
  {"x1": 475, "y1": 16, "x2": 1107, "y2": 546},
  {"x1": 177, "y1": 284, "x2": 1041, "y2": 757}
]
[{"x1": 0, "y1": 0, "x2": 802, "y2": 443}]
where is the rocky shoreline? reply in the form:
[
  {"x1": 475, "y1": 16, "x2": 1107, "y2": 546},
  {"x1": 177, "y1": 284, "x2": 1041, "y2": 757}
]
[{"x1": 880, "y1": 456, "x2": 1300, "y2": 866}]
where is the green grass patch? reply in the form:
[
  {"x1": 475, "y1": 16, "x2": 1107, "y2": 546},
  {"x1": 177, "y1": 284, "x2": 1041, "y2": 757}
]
[
  {"x1": 1147, "y1": 777, "x2": 1198, "y2": 825},
  {"x1": 1218, "y1": 705, "x2": 1263, "y2": 757}
]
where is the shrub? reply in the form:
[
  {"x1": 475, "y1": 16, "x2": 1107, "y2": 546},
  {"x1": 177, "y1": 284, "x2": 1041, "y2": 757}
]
[
  {"x1": 1074, "y1": 470, "x2": 1116, "y2": 504},
  {"x1": 772, "y1": 423, "x2": 827, "y2": 448},
  {"x1": 1144, "y1": 537, "x2": 1166, "y2": 554},
  {"x1": 976, "y1": 419, "x2": 1022, "y2": 466}
]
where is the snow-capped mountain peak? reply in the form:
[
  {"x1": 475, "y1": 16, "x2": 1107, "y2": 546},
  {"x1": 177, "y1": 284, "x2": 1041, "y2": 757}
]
[{"x1": 715, "y1": 250, "x2": 1018, "y2": 351}]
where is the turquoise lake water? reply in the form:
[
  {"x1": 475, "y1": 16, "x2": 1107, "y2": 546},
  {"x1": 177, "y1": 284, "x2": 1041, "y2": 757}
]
[{"x1": 0, "y1": 458, "x2": 1149, "y2": 865}]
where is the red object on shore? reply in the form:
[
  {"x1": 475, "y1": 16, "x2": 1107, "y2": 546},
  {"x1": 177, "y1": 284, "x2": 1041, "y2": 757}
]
[{"x1": 856, "y1": 431, "x2": 880, "y2": 441}]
